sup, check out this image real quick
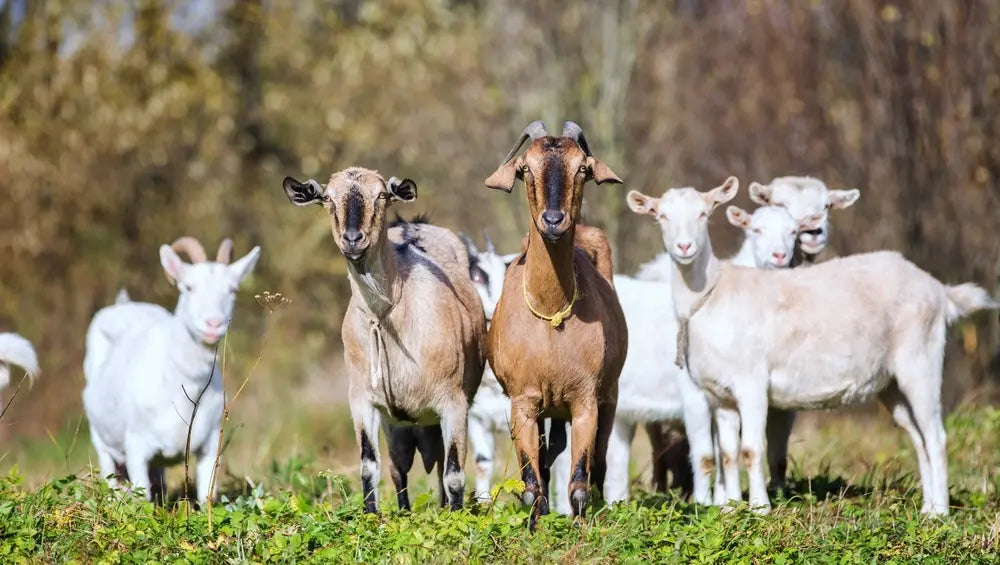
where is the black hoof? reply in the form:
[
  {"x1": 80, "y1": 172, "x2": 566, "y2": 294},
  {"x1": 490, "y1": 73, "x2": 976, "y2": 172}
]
[{"x1": 571, "y1": 488, "x2": 588, "y2": 518}]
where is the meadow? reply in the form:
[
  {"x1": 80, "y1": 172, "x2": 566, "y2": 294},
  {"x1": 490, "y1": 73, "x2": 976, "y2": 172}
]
[{"x1": 3, "y1": 378, "x2": 999, "y2": 563}]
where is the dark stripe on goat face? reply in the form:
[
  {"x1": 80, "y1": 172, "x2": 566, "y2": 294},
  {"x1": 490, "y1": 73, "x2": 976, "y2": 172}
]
[
  {"x1": 544, "y1": 153, "x2": 566, "y2": 213},
  {"x1": 345, "y1": 187, "x2": 365, "y2": 233}
]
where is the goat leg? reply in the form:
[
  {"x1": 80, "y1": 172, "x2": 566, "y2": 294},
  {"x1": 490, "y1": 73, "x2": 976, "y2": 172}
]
[
  {"x1": 510, "y1": 395, "x2": 546, "y2": 530},
  {"x1": 385, "y1": 423, "x2": 418, "y2": 511}
]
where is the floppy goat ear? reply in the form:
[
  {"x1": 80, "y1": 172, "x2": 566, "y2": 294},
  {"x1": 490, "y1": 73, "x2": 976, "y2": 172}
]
[
  {"x1": 726, "y1": 206, "x2": 752, "y2": 229},
  {"x1": 587, "y1": 156, "x2": 623, "y2": 185},
  {"x1": 829, "y1": 188, "x2": 861, "y2": 210},
  {"x1": 748, "y1": 181, "x2": 771, "y2": 205},
  {"x1": 387, "y1": 177, "x2": 418, "y2": 202},
  {"x1": 626, "y1": 190, "x2": 659, "y2": 216},
  {"x1": 283, "y1": 177, "x2": 324, "y2": 206},
  {"x1": 485, "y1": 158, "x2": 522, "y2": 193},
  {"x1": 159, "y1": 245, "x2": 187, "y2": 286},
  {"x1": 706, "y1": 176, "x2": 740, "y2": 209}
]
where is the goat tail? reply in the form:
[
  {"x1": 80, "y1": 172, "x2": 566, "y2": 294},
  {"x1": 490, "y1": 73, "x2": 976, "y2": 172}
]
[
  {"x1": 945, "y1": 283, "x2": 1000, "y2": 324},
  {"x1": 0, "y1": 333, "x2": 40, "y2": 383}
]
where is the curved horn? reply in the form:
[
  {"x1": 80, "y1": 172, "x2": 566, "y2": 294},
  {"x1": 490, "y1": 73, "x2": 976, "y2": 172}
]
[
  {"x1": 216, "y1": 238, "x2": 234, "y2": 264},
  {"x1": 483, "y1": 229, "x2": 496, "y2": 254},
  {"x1": 499, "y1": 120, "x2": 548, "y2": 165},
  {"x1": 562, "y1": 121, "x2": 592, "y2": 156},
  {"x1": 170, "y1": 236, "x2": 208, "y2": 263}
]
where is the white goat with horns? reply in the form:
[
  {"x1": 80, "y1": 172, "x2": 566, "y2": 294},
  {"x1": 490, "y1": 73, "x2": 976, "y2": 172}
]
[{"x1": 83, "y1": 236, "x2": 260, "y2": 503}]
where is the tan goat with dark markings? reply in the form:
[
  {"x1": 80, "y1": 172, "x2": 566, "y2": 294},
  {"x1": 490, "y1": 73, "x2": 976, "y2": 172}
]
[
  {"x1": 283, "y1": 167, "x2": 485, "y2": 513},
  {"x1": 485, "y1": 121, "x2": 628, "y2": 528}
]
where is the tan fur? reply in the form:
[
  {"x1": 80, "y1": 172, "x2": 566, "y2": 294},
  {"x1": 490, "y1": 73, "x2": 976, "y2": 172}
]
[
  {"x1": 292, "y1": 166, "x2": 485, "y2": 512},
  {"x1": 485, "y1": 128, "x2": 628, "y2": 523}
]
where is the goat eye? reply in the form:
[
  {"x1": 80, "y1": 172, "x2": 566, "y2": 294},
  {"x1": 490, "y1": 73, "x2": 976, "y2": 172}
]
[
  {"x1": 578, "y1": 165, "x2": 587, "y2": 174},
  {"x1": 183, "y1": 284, "x2": 193, "y2": 292},
  {"x1": 657, "y1": 214, "x2": 669, "y2": 222},
  {"x1": 521, "y1": 165, "x2": 530, "y2": 173},
  {"x1": 322, "y1": 195, "x2": 332, "y2": 203},
  {"x1": 699, "y1": 212, "x2": 708, "y2": 219}
]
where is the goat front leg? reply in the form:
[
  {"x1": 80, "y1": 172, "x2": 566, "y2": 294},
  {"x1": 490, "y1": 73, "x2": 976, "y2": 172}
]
[
  {"x1": 510, "y1": 394, "x2": 545, "y2": 529},
  {"x1": 736, "y1": 390, "x2": 770, "y2": 513},
  {"x1": 714, "y1": 406, "x2": 743, "y2": 505},
  {"x1": 468, "y1": 414, "x2": 496, "y2": 502},
  {"x1": 351, "y1": 399, "x2": 382, "y2": 513},
  {"x1": 123, "y1": 434, "x2": 152, "y2": 501},
  {"x1": 195, "y1": 427, "x2": 221, "y2": 505},
  {"x1": 589, "y1": 399, "x2": 618, "y2": 505},
  {"x1": 567, "y1": 398, "x2": 599, "y2": 518},
  {"x1": 438, "y1": 399, "x2": 469, "y2": 510}
]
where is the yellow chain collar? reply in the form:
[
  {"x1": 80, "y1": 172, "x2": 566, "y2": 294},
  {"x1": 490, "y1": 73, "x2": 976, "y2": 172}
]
[{"x1": 522, "y1": 269, "x2": 580, "y2": 328}]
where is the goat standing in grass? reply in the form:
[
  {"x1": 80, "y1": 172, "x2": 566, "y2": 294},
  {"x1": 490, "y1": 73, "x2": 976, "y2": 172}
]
[
  {"x1": 485, "y1": 121, "x2": 627, "y2": 528},
  {"x1": 283, "y1": 168, "x2": 485, "y2": 512},
  {"x1": 83, "y1": 237, "x2": 260, "y2": 503},
  {"x1": 626, "y1": 177, "x2": 997, "y2": 514},
  {"x1": 461, "y1": 232, "x2": 519, "y2": 503}
]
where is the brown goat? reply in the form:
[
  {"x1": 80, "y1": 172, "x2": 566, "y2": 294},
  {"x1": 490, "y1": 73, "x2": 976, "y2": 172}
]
[
  {"x1": 485, "y1": 121, "x2": 628, "y2": 528},
  {"x1": 283, "y1": 167, "x2": 485, "y2": 513}
]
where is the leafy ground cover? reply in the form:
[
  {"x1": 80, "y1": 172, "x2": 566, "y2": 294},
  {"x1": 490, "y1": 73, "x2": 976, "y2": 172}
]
[{"x1": 2, "y1": 407, "x2": 1000, "y2": 562}]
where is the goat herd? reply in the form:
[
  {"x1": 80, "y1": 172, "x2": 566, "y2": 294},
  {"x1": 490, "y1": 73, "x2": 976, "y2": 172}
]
[{"x1": 0, "y1": 120, "x2": 995, "y2": 531}]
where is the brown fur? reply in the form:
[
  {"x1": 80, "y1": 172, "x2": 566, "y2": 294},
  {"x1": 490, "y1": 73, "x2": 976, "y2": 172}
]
[
  {"x1": 285, "y1": 166, "x2": 485, "y2": 512},
  {"x1": 485, "y1": 126, "x2": 628, "y2": 526},
  {"x1": 518, "y1": 224, "x2": 615, "y2": 288}
]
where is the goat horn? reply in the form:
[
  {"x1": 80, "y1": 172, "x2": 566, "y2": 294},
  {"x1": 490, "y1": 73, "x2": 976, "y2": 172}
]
[
  {"x1": 562, "y1": 121, "x2": 593, "y2": 157},
  {"x1": 499, "y1": 120, "x2": 548, "y2": 165},
  {"x1": 483, "y1": 229, "x2": 496, "y2": 254},
  {"x1": 216, "y1": 238, "x2": 234, "y2": 264},
  {"x1": 170, "y1": 236, "x2": 208, "y2": 263}
]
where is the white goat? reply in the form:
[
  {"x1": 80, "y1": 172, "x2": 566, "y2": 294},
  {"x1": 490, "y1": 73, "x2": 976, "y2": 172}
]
[
  {"x1": 0, "y1": 333, "x2": 40, "y2": 401},
  {"x1": 83, "y1": 237, "x2": 260, "y2": 503},
  {"x1": 461, "y1": 232, "x2": 519, "y2": 502},
  {"x1": 627, "y1": 177, "x2": 998, "y2": 515},
  {"x1": 742, "y1": 176, "x2": 861, "y2": 491}
]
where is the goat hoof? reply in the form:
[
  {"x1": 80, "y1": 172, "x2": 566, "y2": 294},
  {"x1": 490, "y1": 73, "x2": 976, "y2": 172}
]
[
  {"x1": 750, "y1": 504, "x2": 771, "y2": 515},
  {"x1": 570, "y1": 489, "x2": 588, "y2": 518},
  {"x1": 522, "y1": 490, "x2": 536, "y2": 508}
]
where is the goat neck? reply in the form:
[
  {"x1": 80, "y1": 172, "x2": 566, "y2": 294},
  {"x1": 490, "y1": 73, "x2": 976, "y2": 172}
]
[
  {"x1": 523, "y1": 223, "x2": 578, "y2": 315},
  {"x1": 347, "y1": 237, "x2": 401, "y2": 320},
  {"x1": 671, "y1": 237, "x2": 722, "y2": 315},
  {"x1": 167, "y1": 316, "x2": 220, "y2": 382}
]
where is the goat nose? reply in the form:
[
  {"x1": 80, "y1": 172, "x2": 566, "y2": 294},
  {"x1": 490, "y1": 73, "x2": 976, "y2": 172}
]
[
  {"x1": 772, "y1": 251, "x2": 786, "y2": 262},
  {"x1": 542, "y1": 210, "x2": 565, "y2": 227},
  {"x1": 677, "y1": 242, "x2": 692, "y2": 253},
  {"x1": 343, "y1": 229, "x2": 363, "y2": 244},
  {"x1": 206, "y1": 318, "x2": 223, "y2": 329}
]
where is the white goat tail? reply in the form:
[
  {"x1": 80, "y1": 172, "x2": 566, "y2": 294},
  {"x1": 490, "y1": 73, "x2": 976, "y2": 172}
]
[
  {"x1": 0, "y1": 333, "x2": 40, "y2": 383},
  {"x1": 945, "y1": 283, "x2": 999, "y2": 323}
]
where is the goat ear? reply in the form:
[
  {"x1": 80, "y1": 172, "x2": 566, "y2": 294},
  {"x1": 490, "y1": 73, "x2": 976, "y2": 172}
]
[
  {"x1": 587, "y1": 156, "x2": 623, "y2": 185},
  {"x1": 626, "y1": 190, "x2": 659, "y2": 216},
  {"x1": 283, "y1": 176, "x2": 324, "y2": 206},
  {"x1": 726, "y1": 206, "x2": 751, "y2": 229},
  {"x1": 708, "y1": 176, "x2": 740, "y2": 207},
  {"x1": 159, "y1": 245, "x2": 187, "y2": 286},
  {"x1": 799, "y1": 213, "x2": 825, "y2": 232},
  {"x1": 748, "y1": 181, "x2": 771, "y2": 205},
  {"x1": 829, "y1": 188, "x2": 860, "y2": 210},
  {"x1": 485, "y1": 157, "x2": 522, "y2": 193},
  {"x1": 228, "y1": 246, "x2": 261, "y2": 285},
  {"x1": 387, "y1": 177, "x2": 418, "y2": 202}
]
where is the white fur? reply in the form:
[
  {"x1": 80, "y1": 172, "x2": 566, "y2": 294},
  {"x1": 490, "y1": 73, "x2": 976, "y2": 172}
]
[
  {"x1": 82, "y1": 243, "x2": 260, "y2": 502},
  {"x1": 463, "y1": 234, "x2": 518, "y2": 502},
  {"x1": 628, "y1": 178, "x2": 998, "y2": 515},
  {"x1": 0, "y1": 333, "x2": 39, "y2": 396},
  {"x1": 749, "y1": 176, "x2": 859, "y2": 255}
]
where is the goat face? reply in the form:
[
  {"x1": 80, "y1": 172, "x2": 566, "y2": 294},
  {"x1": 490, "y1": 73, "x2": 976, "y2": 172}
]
[
  {"x1": 464, "y1": 234, "x2": 518, "y2": 321},
  {"x1": 159, "y1": 244, "x2": 261, "y2": 345},
  {"x1": 726, "y1": 205, "x2": 800, "y2": 269},
  {"x1": 749, "y1": 176, "x2": 859, "y2": 255},
  {"x1": 626, "y1": 177, "x2": 739, "y2": 265},
  {"x1": 485, "y1": 121, "x2": 622, "y2": 242},
  {"x1": 283, "y1": 167, "x2": 416, "y2": 263}
]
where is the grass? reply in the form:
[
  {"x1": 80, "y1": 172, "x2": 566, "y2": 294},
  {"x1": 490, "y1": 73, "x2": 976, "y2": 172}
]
[{"x1": 1, "y1": 405, "x2": 1000, "y2": 563}]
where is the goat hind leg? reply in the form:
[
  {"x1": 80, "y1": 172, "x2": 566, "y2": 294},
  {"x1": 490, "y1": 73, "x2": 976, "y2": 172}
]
[
  {"x1": 766, "y1": 409, "x2": 796, "y2": 492},
  {"x1": 439, "y1": 404, "x2": 469, "y2": 511},
  {"x1": 567, "y1": 400, "x2": 599, "y2": 518},
  {"x1": 385, "y1": 423, "x2": 417, "y2": 511}
]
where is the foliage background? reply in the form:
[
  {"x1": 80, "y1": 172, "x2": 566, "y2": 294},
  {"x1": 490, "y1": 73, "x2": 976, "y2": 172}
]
[{"x1": 1, "y1": 0, "x2": 1000, "y2": 488}]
